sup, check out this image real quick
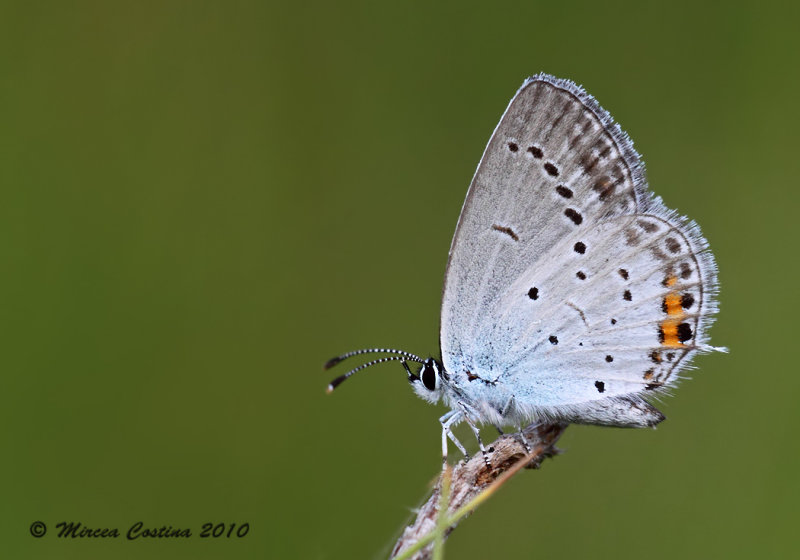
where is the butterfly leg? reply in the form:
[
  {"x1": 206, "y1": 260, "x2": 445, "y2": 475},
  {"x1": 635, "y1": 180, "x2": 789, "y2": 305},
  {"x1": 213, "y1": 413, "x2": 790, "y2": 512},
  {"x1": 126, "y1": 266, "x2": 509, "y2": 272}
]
[
  {"x1": 498, "y1": 395, "x2": 533, "y2": 454},
  {"x1": 515, "y1": 425, "x2": 533, "y2": 455},
  {"x1": 457, "y1": 402, "x2": 492, "y2": 468},
  {"x1": 439, "y1": 410, "x2": 467, "y2": 466}
]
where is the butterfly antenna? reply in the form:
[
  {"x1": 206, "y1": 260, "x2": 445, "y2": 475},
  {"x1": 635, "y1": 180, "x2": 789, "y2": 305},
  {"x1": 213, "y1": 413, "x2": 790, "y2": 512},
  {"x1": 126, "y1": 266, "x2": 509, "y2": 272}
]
[
  {"x1": 323, "y1": 348, "x2": 424, "y2": 370},
  {"x1": 326, "y1": 355, "x2": 424, "y2": 393}
]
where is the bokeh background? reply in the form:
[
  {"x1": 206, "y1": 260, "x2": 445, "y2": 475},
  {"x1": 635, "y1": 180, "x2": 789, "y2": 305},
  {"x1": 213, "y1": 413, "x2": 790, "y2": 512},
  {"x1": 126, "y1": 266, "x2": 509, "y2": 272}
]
[{"x1": 1, "y1": 1, "x2": 797, "y2": 559}]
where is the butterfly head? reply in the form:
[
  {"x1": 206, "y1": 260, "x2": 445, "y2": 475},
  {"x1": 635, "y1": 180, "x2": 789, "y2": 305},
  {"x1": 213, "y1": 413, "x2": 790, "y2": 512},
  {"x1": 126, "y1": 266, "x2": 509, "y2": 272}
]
[
  {"x1": 325, "y1": 348, "x2": 447, "y2": 404},
  {"x1": 408, "y1": 357, "x2": 447, "y2": 404}
]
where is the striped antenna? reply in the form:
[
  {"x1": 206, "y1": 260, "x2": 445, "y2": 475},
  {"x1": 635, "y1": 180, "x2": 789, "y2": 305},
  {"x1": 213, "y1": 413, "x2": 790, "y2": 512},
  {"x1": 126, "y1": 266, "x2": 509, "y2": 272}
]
[
  {"x1": 324, "y1": 348, "x2": 424, "y2": 370},
  {"x1": 325, "y1": 354, "x2": 424, "y2": 393}
]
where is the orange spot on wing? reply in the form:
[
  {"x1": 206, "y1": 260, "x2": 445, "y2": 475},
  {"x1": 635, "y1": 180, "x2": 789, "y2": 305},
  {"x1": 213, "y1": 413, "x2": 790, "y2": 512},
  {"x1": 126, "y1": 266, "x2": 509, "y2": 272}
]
[
  {"x1": 664, "y1": 292, "x2": 682, "y2": 316},
  {"x1": 660, "y1": 319, "x2": 682, "y2": 347},
  {"x1": 660, "y1": 276, "x2": 685, "y2": 347}
]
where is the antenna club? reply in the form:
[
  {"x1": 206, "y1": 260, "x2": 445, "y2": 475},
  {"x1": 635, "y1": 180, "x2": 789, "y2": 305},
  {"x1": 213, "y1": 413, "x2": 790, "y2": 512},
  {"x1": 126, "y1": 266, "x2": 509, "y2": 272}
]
[{"x1": 323, "y1": 357, "x2": 343, "y2": 370}]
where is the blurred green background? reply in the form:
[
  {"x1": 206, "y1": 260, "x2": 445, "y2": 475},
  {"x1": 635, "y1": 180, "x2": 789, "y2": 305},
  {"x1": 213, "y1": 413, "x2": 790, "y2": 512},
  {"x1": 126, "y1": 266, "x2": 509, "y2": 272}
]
[{"x1": 1, "y1": 1, "x2": 797, "y2": 558}]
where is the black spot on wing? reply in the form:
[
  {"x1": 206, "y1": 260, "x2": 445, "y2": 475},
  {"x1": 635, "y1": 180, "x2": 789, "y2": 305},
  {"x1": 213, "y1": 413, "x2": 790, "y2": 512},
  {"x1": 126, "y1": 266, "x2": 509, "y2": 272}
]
[
  {"x1": 556, "y1": 185, "x2": 573, "y2": 198},
  {"x1": 594, "y1": 381, "x2": 605, "y2": 393},
  {"x1": 527, "y1": 287, "x2": 539, "y2": 300},
  {"x1": 623, "y1": 290, "x2": 632, "y2": 301},
  {"x1": 527, "y1": 146, "x2": 543, "y2": 158},
  {"x1": 564, "y1": 208, "x2": 583, "y2": 225},
  {"x1": 677, "y1": 322, "x2": 693, "y2": 342},
  {"x1": 574, "y1": 241, "x2": 586, "y2": 254}
]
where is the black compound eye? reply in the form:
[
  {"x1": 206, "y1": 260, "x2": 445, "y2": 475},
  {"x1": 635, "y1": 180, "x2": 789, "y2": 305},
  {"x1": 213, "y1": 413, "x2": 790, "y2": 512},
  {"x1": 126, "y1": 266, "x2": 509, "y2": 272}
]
[{"x1": 421, "y1": 361, "x2": 437, "y2": 391}]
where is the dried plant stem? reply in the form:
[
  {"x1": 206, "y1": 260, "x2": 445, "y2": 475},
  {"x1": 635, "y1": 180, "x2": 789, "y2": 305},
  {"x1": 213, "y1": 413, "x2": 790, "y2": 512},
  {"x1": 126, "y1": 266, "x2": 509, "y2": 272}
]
[{"x1": 390, "y1": 422, "x2": 567, "y2": 560}]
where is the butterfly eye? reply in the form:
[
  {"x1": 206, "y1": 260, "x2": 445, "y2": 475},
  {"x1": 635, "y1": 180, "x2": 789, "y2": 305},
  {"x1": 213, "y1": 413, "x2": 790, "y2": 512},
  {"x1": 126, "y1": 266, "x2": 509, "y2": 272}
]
[{"x1": 421, "y1": 360, "x2": 438, "y2": 391}]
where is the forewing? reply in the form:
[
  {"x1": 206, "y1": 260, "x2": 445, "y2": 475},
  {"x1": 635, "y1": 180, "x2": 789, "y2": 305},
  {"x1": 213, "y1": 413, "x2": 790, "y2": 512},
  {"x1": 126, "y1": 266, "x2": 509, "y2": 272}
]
[{"x1": 441, "y1": 74, "x2": 644, "y2": 373}]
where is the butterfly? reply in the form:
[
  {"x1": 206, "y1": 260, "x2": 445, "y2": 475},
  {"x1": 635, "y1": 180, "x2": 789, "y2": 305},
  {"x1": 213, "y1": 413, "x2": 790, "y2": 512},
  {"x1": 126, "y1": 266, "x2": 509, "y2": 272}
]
[{"x1": 326, "y1": 74, "x2": 724, "y2": 461}]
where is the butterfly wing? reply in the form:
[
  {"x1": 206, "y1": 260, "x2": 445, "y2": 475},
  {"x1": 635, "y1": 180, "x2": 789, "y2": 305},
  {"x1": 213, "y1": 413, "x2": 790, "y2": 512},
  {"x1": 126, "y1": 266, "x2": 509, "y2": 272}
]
[{"x1": 439, "y1": 74, "x2": 720, "y2": 425}]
